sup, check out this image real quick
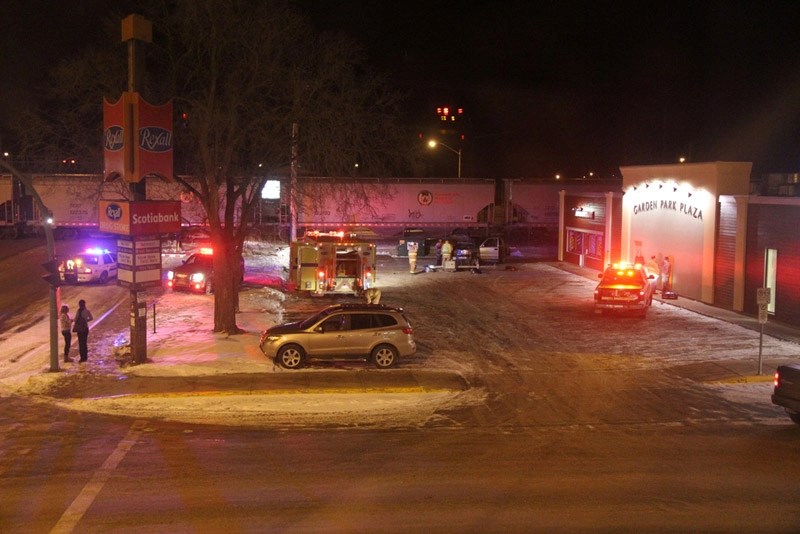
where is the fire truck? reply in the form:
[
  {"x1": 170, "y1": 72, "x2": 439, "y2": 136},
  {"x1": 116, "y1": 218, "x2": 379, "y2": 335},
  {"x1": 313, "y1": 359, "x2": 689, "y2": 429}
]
[{"x1": 289, "y1": 230, "x2": 377, "y2": 296}]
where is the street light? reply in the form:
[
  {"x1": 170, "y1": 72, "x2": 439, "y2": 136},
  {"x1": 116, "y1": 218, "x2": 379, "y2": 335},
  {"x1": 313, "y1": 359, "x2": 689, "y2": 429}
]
[{"x1": 427, "y1": 140, "x2": 462, "y2": 178}]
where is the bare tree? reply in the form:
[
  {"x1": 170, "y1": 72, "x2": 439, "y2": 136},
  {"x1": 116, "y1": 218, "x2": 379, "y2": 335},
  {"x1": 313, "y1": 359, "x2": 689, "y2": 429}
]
[
  {"x1": 150, "y1": 0, "x2": 416, "y2": 333},
  {"x1": 9, "y1": 0, "x2": 417, "y2": 334}
]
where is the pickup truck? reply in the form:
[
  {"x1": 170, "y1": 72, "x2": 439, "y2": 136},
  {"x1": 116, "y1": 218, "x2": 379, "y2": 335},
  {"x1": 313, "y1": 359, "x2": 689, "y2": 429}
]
[{"x1": 772, "y1": 363, "x2": 800, "y2": 425}]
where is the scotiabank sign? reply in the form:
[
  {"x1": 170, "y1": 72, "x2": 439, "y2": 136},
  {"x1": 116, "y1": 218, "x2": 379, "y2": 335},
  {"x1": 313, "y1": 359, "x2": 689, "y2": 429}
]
[{"x1": 99, "y1": 200, "x2": 181, "y2": 236}]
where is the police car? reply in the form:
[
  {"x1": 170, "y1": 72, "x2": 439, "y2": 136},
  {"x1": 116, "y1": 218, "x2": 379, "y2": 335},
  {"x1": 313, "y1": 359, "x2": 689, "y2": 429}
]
[
  {"x1": 594, "y1": 262, "x2": 656, "y2": 318},
  {"x1": 167, "y1": 248, "x2": 216, "y2": 293},
  {"x1": 59, "y1": 248, "x2": 118, "y2": 284},
  {"x1": 167, "y1": 247, "x2": 245, "y2": 294}
]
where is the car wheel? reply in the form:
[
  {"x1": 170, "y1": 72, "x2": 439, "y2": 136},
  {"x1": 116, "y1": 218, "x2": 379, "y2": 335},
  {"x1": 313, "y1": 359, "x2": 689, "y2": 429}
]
[
  {"x1": 788, "y1": 410, "x2": 800, "y2": 425},
  {"x1": 372, "y1": 344, "x2": 398, "y2": 369},
  {"x1": 277, "y1": 344, "x2": 305, "y2": 369},
  {"x1": 99, "y1": 271, "x2": 109, "y2": 284}
]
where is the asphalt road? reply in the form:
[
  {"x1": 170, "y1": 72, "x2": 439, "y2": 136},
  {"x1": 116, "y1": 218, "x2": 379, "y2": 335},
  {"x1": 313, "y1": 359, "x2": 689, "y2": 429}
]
[{"x1": 2, "y1": 247, "x2": 800, "y2": 532}]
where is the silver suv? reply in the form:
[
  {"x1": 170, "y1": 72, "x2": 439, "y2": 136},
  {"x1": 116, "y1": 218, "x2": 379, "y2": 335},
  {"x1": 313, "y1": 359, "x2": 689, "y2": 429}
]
[{"x1": 259, "y1": 304, "x2": 417, "y2": 369}]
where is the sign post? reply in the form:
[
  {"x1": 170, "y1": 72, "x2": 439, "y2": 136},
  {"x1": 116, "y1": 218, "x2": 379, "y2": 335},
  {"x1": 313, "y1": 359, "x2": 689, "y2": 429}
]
[
  {"x1": 100, "y1": 200, "x2": 180, "y2": 364},
  {"x1": 756, "y1": 287, "x2": 771, "y2": 375}
]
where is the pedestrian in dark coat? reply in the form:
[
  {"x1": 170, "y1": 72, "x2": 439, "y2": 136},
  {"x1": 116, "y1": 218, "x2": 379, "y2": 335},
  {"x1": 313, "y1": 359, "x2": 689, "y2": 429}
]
[
  {"x1": 72, "y1": 299, "x2": 94, "y2": 362},
  {"x1": 60, "y1": 305, "x2": 73, "y2": 362}
]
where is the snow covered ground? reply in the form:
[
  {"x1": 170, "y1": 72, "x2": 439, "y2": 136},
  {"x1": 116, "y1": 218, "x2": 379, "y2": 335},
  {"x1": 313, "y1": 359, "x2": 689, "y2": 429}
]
[
  {"x1": 0, "y1": 241, "x2": 486, "y2": 428},
  {"x1": 0, "y1": 240, "x2": 795, "y2": 428}
]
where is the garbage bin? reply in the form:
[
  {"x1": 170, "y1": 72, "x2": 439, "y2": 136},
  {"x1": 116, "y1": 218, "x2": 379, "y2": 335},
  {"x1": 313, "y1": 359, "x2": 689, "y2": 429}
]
[{"x1": 397, "y1": 240, "x2": 410, "y2": 257}]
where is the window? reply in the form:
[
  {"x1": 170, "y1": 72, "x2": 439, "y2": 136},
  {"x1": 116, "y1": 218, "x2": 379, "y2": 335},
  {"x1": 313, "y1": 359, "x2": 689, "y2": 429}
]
[
  {"x1": 321, "y1": 315, "x2": 347, "y2": 331},
  {"x1": 350, "y1": 314, "x2": 374, "y2": 330},
  {"x1": 373, "y1": 314, "x2": 397, "y2": 328}
]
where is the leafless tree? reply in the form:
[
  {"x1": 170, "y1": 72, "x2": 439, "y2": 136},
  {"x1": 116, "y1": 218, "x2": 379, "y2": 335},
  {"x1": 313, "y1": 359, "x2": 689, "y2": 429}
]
[{"x1": 10, "y1": 0, "x2": 418, "y2": 334}]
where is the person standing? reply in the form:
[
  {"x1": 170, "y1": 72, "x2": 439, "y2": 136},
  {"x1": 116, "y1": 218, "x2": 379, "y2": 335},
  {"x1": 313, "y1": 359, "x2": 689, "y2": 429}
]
[
  {"x1": 72, "y1": 299, "x2": 94, "y2": 363},
  {"x1": 441, "y1": 239, "x2": 453, "y2": 263},
  {"x1": 661, "y1": 256, "x2": 672, "y2": 292},
  {"x1": 407, "y1": 241, "x2": 419, "y2": 273},
  {"x1": 59, "y1": 305, "x2": 73, "y2": 363},
  {"x1": 434, "y1": 239, "x2": 443, "y2": 266}
]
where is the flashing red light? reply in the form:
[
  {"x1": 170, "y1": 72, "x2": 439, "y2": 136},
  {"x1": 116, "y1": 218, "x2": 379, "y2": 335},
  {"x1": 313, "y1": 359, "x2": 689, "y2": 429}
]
[{"x1": 318, "y1": 270, "x2": 325, "y2": 279}]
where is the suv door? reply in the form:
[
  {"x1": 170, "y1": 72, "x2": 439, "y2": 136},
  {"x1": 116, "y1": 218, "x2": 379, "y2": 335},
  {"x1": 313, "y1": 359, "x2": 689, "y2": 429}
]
[
  {"x1": 308, "y1": 313, "x2": 353, "y2": 357},
  {"x1": 349, "y1": 312, "x2": 402, "y2": 355},
  {"x1": 479, "y1": 237, "x2": 501, "y2": 263}
]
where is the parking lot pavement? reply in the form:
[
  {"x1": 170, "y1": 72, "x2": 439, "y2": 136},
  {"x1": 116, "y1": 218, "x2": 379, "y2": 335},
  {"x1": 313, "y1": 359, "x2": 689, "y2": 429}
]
[
  {"x1": 556, "y1": 262, "x2": 800, "y2": 381},
  {"x1": 27, "y1": 260, "x2": 798, "y2": 401}
]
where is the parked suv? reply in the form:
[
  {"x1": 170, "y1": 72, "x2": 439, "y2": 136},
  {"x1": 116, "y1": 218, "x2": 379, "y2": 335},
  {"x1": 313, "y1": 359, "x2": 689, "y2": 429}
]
[
  {"x1": 259, "y1": 304, "x2": 417, "y2": 369},
  {"x1": 594, "y1": 263, "x2": 656, "y2": 317}
]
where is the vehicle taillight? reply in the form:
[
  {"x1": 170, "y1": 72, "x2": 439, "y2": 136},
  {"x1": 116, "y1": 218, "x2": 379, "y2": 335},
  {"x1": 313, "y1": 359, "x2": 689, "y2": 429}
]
[
  {"x1": 774, "y1": 371, "x2": 780, "y2": 388},
  {"x1": 402, "y1": 327, "x2": 413, "y2": 335},
  {"x1": 318, "y1": 270, "x2": 325, "y2": 279}
]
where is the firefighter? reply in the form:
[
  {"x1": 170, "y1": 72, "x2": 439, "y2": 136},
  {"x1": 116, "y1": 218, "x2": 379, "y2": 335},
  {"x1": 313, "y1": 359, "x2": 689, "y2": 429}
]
[
  {"x1": 441, "y1": 239, "x2": 453, "y2": 263},
  {"x1": 365, "y1": 287, "x2": 382, "y2": 304},
  {"x1": 407, "y1": 241, "x2": 419, "y2": 273}
]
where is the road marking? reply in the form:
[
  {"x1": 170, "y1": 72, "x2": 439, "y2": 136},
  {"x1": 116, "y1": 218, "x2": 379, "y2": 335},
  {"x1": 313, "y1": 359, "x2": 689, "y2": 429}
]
[
  {"x1": 90, "y1": 298, "x2": 125, "y2": 330},
  {"x1": 49, "y1": 420, "x2": 146, "y2": 534}
]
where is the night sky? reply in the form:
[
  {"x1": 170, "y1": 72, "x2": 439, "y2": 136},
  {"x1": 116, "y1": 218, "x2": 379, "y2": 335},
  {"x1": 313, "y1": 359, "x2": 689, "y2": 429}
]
[{"x1": 4, "y1": 1, "x2": 800, "y2": 179}]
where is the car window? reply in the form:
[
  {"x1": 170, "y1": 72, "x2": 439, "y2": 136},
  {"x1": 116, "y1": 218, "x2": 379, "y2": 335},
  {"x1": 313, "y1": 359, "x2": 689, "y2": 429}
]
[
  {"x1": 373, "y1": 314, "x2": 398, "y2": 328},
  {"x1": 350, "y1": 313, "x2": 374, "y2": 330},
  {"x1": 320, "y1": 315, "x2": 347, "y2": 332},
  {"x1": 103, "y1": 254, "x2": 115, "y2": 264},
  {"x1": 79, "y1": 255, "x2": 99, "y2": 265}
]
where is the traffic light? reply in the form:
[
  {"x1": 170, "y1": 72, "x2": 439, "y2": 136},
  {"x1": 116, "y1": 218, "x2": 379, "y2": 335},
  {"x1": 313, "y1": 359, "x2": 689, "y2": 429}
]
[{"x1": 42, "y1": 259, "x2": 63, "y2": 287}]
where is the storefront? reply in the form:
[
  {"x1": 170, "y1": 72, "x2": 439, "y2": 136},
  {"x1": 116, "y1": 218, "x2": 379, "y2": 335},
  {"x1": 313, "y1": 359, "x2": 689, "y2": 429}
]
[
  {"x1": 620, "y1": 162, "x2": 752, "y2": 303},
  {"x1": 558, "y1": 191, "x2": 622, "y2": 271}
]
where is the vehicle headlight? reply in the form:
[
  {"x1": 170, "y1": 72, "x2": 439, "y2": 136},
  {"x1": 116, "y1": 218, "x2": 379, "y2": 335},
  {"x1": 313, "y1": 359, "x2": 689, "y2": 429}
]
[
  {"x1": 167, "y1": 271, "x2": 174, "y2": 280},
  {"x1": 190, "y1": 272, "x2": 205, "y2": 283}
]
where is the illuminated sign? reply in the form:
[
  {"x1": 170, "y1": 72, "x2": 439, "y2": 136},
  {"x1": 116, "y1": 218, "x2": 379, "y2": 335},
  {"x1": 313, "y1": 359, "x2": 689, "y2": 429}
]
[
  {"x1": 632, "y1": 199, "x2": 703, "y2": 220},
  {"x1": 99, "y1": 200, "x2": 181, "y2": 236}
]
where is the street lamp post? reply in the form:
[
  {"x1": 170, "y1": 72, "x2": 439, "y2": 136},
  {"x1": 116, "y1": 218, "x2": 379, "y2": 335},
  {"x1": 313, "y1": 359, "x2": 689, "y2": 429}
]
[{"x1": 427, "y1": 140, "x2": 462, "y2": 178}]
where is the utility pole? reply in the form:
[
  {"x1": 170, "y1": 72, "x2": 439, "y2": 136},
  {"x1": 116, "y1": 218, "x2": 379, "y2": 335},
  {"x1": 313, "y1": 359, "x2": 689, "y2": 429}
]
[{"x1": 290, "y1": 123, "x2": 298, "y2": 243}]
